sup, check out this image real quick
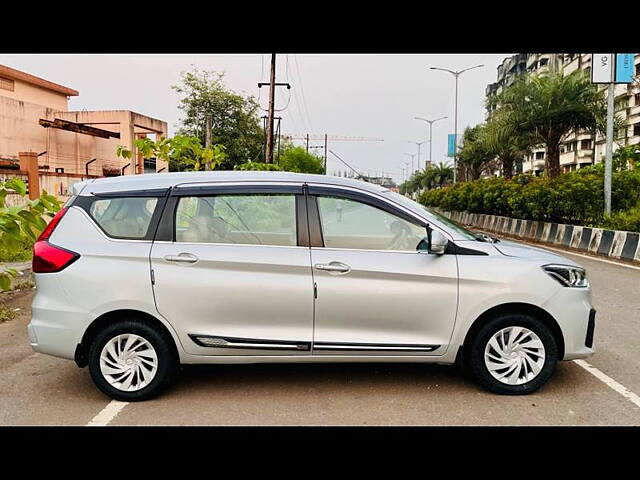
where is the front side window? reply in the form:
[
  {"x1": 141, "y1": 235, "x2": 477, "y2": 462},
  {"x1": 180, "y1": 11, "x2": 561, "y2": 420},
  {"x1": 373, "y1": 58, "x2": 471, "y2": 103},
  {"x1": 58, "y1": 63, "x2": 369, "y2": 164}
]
[
  {"x1": 316, "y1": 196, "x2": 425, "y2": 251},
  {"x1": 89, "y1": 197, "x2": 158, "y2": 239},
  {"x1": 175, "y1": 194, "x2": 297, "y2": 246}
]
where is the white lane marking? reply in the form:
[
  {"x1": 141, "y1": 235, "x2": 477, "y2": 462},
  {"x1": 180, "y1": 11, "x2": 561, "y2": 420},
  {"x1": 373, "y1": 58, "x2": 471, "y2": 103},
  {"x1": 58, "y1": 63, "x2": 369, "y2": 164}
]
[
  {"x1": 519, "y1": 241, "x2": 640, "y2": 271},
  {"x1": 573, "y1": 359, "x2": 640, "y2": 409},
  {"x1": 86, "y1": 400, "x2": 129, "y2": 426}
]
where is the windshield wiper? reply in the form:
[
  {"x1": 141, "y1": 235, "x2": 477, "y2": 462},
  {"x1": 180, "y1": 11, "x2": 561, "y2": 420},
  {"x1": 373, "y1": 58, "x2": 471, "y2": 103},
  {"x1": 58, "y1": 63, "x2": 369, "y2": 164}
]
[{"x1": 475, "y1": 233, "x2": 500, "y2": 243}]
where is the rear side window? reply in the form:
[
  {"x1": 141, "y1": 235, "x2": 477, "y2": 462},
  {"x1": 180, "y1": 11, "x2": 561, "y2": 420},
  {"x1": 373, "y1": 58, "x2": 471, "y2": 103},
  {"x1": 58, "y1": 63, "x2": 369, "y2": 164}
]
[
  {"x1": 175, "y1": 194, "x2": 296, "y2": 246},
  {"x1": 89, "y1": 197, "x2": 158, "y2": 239}
]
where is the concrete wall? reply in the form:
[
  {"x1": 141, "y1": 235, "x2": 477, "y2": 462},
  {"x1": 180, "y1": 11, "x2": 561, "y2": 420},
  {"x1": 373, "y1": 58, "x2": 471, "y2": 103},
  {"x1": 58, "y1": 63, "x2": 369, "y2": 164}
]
[
  {"x1": 0, "y1": 76, "x2": 69, "y2": 111},
  {"x1": 434, "y1": 208, "x2": 640, "y2": 265}
]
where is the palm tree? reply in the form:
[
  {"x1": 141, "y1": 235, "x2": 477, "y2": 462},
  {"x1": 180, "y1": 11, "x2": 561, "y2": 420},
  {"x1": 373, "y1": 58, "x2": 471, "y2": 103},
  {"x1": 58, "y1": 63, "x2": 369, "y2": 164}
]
[
  {"x1": 482, "y1": 112, "x2": 532, "y2": 179},
  {"x1": 428, "y1": 161, "x2": 454, "y2": 188},
  {"x1": 489, "y1": 70, "x2": 609, "y2": 178},
  {"x1": 457, "y1": 125, "x2": 496, "y2": 181}
]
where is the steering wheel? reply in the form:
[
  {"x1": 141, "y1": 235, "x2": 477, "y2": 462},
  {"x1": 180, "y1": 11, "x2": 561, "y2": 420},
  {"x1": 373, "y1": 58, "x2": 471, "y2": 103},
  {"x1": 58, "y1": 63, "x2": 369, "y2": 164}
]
[{"x1": 387, "y1": 220, "x2": 411, "y2": 250}]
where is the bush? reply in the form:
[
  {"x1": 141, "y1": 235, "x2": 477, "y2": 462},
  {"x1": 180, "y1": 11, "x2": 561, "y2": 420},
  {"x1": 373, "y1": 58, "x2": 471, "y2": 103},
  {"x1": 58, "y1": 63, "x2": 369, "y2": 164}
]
[
  {"x1": 420, "y1": 168, "x2": 640, "y2": 232},
  {"x1": 601, "y1": 206, "x2": 640, "y2": 232}
]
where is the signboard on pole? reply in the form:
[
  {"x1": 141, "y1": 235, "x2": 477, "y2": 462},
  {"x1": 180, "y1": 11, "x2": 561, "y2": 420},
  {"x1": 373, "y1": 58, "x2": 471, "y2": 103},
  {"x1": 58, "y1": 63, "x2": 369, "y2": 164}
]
[
  {"x1": 447, "y1": 134, "x2": 456, "y2": 157},
  {"x1": 615, "y1": 54, "x2": 635, "y2": 83},
  {"x1": 591, "y1": 54, "x2": 614, "y2": 83}
]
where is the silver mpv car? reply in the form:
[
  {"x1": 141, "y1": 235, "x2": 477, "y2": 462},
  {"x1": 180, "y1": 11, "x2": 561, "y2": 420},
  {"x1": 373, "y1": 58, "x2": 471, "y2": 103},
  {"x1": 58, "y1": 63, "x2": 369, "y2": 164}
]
[{"x1": 28, "y1": 171, "x2": 595, "y2": 401}]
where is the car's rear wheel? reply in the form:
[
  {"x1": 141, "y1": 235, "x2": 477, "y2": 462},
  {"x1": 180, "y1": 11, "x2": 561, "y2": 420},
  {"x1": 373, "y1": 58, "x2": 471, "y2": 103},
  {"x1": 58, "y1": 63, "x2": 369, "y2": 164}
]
[
  {"x1": 468, "y1": 313, "x2": 558, "y2": 395},
  {"x1": 88, "y1": 319, "x2": 178, "y2": 401}
]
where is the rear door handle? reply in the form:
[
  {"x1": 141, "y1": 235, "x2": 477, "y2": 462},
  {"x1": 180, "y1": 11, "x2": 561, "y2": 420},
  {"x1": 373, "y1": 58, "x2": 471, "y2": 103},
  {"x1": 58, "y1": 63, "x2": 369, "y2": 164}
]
[
  {"x1": 164, "y1": 253, "x2": 199, "y2": 264},
  {"x1": 314, "y1": 262, "x2": 351, "y2": 274}
]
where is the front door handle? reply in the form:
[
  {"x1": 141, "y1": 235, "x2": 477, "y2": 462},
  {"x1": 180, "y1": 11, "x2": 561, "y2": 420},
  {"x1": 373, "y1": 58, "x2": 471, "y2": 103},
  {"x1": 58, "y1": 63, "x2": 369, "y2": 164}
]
[
  {"x1": 314, "y1": 262, "x2": 351, "y2": 274},
  {"x1": 164, "y1": 253, "x2": 199, "y2": 264}
]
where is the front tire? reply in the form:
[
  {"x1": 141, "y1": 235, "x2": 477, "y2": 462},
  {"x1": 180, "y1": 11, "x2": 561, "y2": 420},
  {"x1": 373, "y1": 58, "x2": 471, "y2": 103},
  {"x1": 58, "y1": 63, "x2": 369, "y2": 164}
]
[
  {"x1": 88, "y1": 319, "x2": 178, "y2": 401},
  {"x1": 468, "y1": 313, "x2": 558, "y2": 395}
]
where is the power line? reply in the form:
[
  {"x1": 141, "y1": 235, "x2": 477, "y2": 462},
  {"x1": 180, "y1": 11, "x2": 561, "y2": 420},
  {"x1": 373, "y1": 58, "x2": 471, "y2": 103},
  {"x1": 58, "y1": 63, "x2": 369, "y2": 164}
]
[
  {"x1": 293, "y1": 56, "x2": 314, "y2": 133},
  {"x1": 328, "y1": 149, "x2": 363, "y2": 178}
]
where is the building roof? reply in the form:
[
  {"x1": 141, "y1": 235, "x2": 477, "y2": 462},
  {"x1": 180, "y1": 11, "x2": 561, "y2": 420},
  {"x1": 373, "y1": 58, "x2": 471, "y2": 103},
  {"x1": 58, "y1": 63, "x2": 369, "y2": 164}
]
[
  {"x1": 74, "y1": 171, "x2": 391, "y2": 196},
  {"x1": 0, "y1": 64, "x2": 79, "y2": 97}
]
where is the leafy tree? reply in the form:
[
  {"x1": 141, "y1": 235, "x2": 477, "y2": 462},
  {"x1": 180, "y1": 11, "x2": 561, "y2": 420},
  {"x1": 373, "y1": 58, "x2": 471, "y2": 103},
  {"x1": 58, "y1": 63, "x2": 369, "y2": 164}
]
[
  {"x1": 172, "y1": 68, "x2": 265, "y2": 169},
  {"x1": 234, "y1": 162, "x2": 281, "y2": 171},
  {"x1": 234, "y1": 142, "x2": 325, "y2": 174},
  {"x1": 276, "y1": 143, "x2": 325, "y2": 174},
  {"x1": 117, "y1": 136, "x2": 226, "y2": 172},
  {"x1": 0, "y1": 179, "x2": 61, "y2": 290},
  {"x1": 489, "y1": 70, "x2": 612, "y2": 178}
]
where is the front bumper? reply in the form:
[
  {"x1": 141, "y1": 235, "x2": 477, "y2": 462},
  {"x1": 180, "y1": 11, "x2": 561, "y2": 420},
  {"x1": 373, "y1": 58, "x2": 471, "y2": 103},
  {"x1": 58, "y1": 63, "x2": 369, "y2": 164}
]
[{"x1": 542, "y1": 286, "x2": 596, "y2": 360}]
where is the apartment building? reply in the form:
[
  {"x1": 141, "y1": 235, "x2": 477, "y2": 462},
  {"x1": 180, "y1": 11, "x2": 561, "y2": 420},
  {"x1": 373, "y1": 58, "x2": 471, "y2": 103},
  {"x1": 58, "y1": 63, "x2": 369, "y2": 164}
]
[
  {"x1": 485, "y1": 53, "x2": 640, "y2": 175},
  {"x1": 0, "y1": 64, "x2": 168, "y2": 197}
]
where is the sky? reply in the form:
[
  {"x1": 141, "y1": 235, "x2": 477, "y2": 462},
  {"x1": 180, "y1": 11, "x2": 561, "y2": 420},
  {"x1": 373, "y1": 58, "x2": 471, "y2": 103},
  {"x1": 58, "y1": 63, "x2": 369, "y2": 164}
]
[{"x1": 0, "y1": 53, "x2": 510, "y2": 184}]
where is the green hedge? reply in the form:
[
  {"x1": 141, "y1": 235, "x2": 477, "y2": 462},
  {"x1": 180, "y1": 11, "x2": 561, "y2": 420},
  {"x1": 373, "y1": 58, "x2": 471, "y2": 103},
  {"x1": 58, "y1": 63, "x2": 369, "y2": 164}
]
[{"x1": 419, "y1": 167, "x2": 640, "y2": 232}]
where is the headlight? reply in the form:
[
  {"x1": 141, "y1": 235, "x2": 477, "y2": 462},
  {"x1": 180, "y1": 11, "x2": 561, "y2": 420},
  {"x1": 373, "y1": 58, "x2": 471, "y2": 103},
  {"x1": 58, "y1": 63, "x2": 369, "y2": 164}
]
[{"x1": 542, "y1": 264, "x2": 589, "y2": 288}]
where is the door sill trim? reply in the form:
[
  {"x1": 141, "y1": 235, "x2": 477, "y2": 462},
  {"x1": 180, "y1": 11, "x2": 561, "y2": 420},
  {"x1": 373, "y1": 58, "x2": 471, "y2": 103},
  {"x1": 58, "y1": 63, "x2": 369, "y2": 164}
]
[{"x1": 313, "y1": 342, "x2": 440, "y2": 352}]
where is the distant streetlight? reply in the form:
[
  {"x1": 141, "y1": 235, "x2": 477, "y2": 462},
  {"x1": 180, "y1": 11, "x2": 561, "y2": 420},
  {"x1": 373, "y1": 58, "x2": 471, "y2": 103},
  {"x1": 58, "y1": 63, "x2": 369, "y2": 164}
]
[
  {"x1": 408, "y1": 141, "x2": 427, "y2": 171},
  {"x1": 414, "y1": 116, "x2": 447, "y2": 168},
  {"x1": 429, "y1": 64, "x2": 484, "y2": 183},
  {"x1": 404, "y1": 153, "x2": 416, "y2": 177}
]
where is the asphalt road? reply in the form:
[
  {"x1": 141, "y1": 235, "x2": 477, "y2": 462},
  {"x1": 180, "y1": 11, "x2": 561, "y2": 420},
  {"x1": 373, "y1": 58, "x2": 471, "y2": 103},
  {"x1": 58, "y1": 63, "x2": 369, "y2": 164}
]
[{"x1": 1, "y1": 246, "x2": 639, "y2": 426}]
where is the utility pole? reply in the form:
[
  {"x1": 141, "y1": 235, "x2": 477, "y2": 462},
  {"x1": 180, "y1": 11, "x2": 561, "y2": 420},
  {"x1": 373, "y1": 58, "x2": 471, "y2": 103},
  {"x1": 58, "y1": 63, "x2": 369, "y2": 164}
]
[
  {"x1": 205, "y1": 115, "x2": 212, "y2": 171},
  {"x1": 306, "y1": 133, "x2": 309, "y2": 152},
  {"x1": 258, "y1": 54, "x2": 291, "y2": 164},
  {"x1": 604, "y1": 82, "x2": 614, "y2": 216},
  {"x1": 430, "y1": 64, "x2": 484, "y2": 183},
  {"x1": 265, "y1": 54, "x2": 276, "y2": 163},
  {"x1": 415, "y1": 116, "x2": 447, "y2": 168}
]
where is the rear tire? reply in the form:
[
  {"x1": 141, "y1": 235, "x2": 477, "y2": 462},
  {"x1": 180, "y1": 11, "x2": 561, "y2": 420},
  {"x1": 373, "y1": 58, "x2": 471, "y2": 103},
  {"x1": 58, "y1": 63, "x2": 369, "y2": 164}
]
[
  {"x1": 468, "y1": 313, "x2": 558, "y2": 395},
  {"x1": 88, "y1": 319, "x2": 178, "y2": 401}
]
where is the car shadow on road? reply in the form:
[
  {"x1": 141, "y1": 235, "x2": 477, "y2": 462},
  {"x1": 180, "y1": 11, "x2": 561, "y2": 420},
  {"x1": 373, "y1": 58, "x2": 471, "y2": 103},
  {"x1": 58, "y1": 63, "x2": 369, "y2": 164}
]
[{"x1": 174, "y1": 362, "x2": 477, "y2": 392}]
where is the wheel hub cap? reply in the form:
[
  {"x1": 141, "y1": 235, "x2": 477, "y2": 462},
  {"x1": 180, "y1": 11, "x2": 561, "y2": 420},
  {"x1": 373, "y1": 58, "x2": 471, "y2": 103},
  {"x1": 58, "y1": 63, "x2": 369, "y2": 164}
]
[
  {"x1": 484, "y1": 326, "x2": 545, "y2": 386},
  {"x1": 99, "y1": 334, "x2": 158, "y2": 392}
]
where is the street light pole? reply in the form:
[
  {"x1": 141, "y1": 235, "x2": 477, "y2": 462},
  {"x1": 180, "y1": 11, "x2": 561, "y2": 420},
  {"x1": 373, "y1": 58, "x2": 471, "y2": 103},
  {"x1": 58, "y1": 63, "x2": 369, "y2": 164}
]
[
  {"x1": 408, "y1": 141, "x2": 427, "y2": 171},
  {"x1": 604, "y1": 82, "x2": 614, "y2": 216},
  {"x1": 414, "y1": 116, "x2": 447, "y2": 168},
  {"x1": 429, "y1": 64, "x2": 484, "y2": 183},
  {"x1": 404, "y1": 153, "x2": 416, "y2": 176}
]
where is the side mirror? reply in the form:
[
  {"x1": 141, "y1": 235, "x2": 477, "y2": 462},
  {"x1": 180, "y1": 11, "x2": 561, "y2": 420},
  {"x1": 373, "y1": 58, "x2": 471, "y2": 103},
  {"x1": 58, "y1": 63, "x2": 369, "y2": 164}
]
[
  {"x1": 429, "y1": 230, "x2": 448, "y2": 255},
  {"x1": 418, "y1": 229, "x2": 448, "y2": 255}
]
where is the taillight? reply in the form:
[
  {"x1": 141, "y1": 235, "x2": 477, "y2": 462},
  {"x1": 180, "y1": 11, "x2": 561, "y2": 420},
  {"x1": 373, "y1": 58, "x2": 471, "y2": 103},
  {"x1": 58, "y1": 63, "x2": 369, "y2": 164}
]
[
  {"x1": 32, "y1": 207, "x2": 80, "y2": 273},
  {"x1": 37, "y1": 207, "x2": 68, "y2": 242}
]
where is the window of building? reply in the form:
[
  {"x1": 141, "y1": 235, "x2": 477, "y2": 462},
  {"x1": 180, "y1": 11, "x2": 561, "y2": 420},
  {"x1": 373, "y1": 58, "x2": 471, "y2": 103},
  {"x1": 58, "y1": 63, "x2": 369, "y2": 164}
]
[
  {"x1": 581, "y1": 139, "x2": 592, "y2": 150},
  {"x1": 89, "y1": 197, "x2": 159, "y2": 239},
  {"x1": 0, "y1": 76, "x2": 15, "y2": 91},
  {"x1": 144, "y1": 157, "x2": 156, "y2": 174},
  {"x1": 635, "y1": 93, "x2": 640, "y2": 106},
  {"x1": 535, "y1": 151, "x2": 545, "y2": 160},
  {"x1": 636, "y1": 64, "x2": 640, "y2": 77},
  {"x1": 634, "y1": 124, "x2": 640, "y2": 137},
  {"x1": 317, "y1": 196, "x2": 425, "y2": 251},
  {"x1": 540, "y1": 58, "x2": 549, "y2": 67},
  {"x1": 175, "y1": 194, "x2": 297, "y2": 246}
]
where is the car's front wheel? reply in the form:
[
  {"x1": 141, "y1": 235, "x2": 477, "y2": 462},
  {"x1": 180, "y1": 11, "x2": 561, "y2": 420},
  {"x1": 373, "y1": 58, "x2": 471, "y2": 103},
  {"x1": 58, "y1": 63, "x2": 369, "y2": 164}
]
[
  {"x1": 88, "y1": 319, "x2": 178, "y2": 401},
  {"x1": 468, "y1": 313, "x2": 558, "y2": 395}
]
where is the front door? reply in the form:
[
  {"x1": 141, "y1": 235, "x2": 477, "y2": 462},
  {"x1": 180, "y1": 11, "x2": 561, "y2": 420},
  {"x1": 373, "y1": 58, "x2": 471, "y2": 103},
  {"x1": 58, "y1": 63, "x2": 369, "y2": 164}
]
[
  {"x1": 150, "y1": 185, "x2": 314, "y2": 356},
  {"x1": 308, "y1": 189, "x2": 458, "y2": 355}
]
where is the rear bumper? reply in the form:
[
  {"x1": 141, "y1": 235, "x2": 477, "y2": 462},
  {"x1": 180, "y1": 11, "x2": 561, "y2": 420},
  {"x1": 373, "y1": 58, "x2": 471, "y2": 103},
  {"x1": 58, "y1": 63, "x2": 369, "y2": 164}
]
[{"x1": 28, "y1": 308, "x2": 87, "y2": 360}]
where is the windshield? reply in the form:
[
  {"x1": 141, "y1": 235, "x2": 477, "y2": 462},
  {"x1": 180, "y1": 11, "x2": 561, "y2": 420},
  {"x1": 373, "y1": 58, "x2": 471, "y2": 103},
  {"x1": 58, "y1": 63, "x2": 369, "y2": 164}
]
[{"x1": 382, "y1": 190, "x2": 479, "y2": 241}]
